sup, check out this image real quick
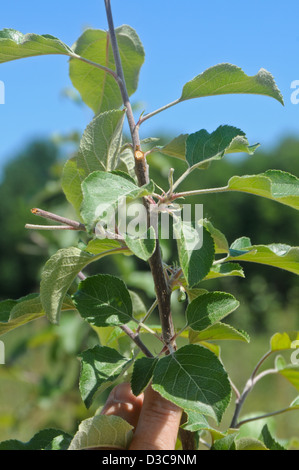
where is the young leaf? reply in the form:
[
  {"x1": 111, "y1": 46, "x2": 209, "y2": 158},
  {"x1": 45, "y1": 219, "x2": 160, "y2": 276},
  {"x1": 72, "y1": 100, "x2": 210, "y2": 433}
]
[
  {"x1": 131, "y1": 357, "x2": 158, "y2": 396},
  {"x1": 180, "y1": 410, "x2": 211, "y2": 433},
  {"x1": 117, "y1": 147, "x2": 136, "y2": 180},
  {"x1": 76, "y1": 110, "x2": 125, "y2": 175},
  {"x1": 211, "y1": 433, "x2": 237, "y2": 450},
  {"x1": 235, "y1": 437, "x2": 268, "y2": 450},
  {"x1": 0, "y1": 29, "x2": 73, "y2": 63},
  {"x1": 156, "y1": 134, "x2": 188, "y2": 160},
  {"x1": 68, "y1": 415, "x2": 133, "y2": 450},
  {"x1": 0, "y1": 294, "x2": 75, "y2": 337},
  {"x1": 186, "y1": 292, "x2": 239, "y2": 332},
  {"x1": 79, "y1": 345, "x2": 133, "y2": 408},
  {"x1": 270, "y1": 331, "x2": 299, "y2": 352},
  {"x1": 186, "y1": 125, "x2": 259, "y2": 168},
  {"x1": 174, "y1": 221, "x2": 215, "y2": 287},
  {"x1": 201, "y1": 219, "x2": 229, "y2": 254},
  {"x1": 40, "y1": 246, "x2": 127, "y2": 324},
  {"x1": 226, "y1": 170, "x2": 299, "y2": 210},
  {"x1": 274, "y1": 354, "x2": 287, "y2": 371},
  {"x1": 277, "y1": 365, "x2": 299, "y2": 391},
  {"x1": 152, "y1": 344, "x2": 231, "y2": 424},
  {"x1": 61, "y1": 157, "x2": 85, "y2": 216},
  {"x1": 227, "y1": 238, "x2": 299, "y2": 275},
  {"x1": 189, "y1": 323, "x2": 250, "y2": 344},
  {"x1": 204, "y1": 262, "x2": 245, "y2": 280},
  {"x1": 80, "y1": 171, "x2": 154, "y2": 230},
  {"x1": 69, "y1": 26, "x2": 145, "y2": 114},
  {"x1": 179, "y1": 63, "x2": 284, "y2": 105},
  {"x1": 124, "y1": 227, "x2": 156, "y2": 261},
  {"x1": 84, "y1": 237, "x2": 130, "y2": 255},
  {"x1": 0, "y1": 429, "x2": 72, "y2": 450},
  {"x1": 260, "y1": 425, "x2": 285, "y2": 450},
  {"x1": 185, "y1": 287, "x2": 208, "y2": 302},
  {"x1": 72, "y1": 274, "x2": 133, "y2": 327}
]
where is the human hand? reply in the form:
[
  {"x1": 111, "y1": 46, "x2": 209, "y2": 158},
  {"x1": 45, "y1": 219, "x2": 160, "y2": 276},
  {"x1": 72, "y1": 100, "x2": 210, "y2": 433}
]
[{"x1": 100, "y1": 382, "x2": 182, "y2": 450}]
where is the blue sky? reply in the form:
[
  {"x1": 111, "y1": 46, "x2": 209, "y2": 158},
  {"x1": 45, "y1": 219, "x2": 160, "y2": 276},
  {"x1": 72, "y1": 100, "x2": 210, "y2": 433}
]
[{"x1": 0, "y1": 0, "x2": 299, "y2": 171}]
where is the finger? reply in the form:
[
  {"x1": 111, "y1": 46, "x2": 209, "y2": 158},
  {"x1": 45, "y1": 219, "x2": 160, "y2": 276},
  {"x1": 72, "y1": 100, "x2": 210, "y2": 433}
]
[
  {"x1": 100, "y1": 382, "x2": 144, "y2": 429},
  {"x1": 129, "y1": 385, "x2": 182, "y2": 450}
]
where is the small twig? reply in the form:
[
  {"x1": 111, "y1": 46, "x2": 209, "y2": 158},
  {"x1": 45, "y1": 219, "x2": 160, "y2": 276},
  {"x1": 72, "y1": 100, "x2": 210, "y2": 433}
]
[
  {"x1": 77, "y1": 271, "x2": 87, "y2": 281},
  {"x1": 25, "y1": 224, "x2": 78, "y2": 231},
  {"x1": 236, "y1": 407, "x2": 299, "y2": 428},
  {"x1": 171, "y1": 185, "x2": 229, "y2": 201},
  {"x1": 120, "y1": 324, "x2": 154, "y2": 358},
  {"x1": 136, "y1": 299, "x2": 158, "y2": 333},
  {"x1": 250, "y1": 350, "x2": 273, "y2": 381},
  {"x1": 168, "y1": 168, "x2": 174, "y2": 195},
  {"x1": 252, "y1": 368, "x2": 277, "y2": 384},
  {"x1": 70, "y1": 52, "x2": 120, "y2": 82},
  {"x1": 229, "y1": 378, "x2": 241, "y2": 400},
  {"x1": 31, "y1": 208, "x2": 85, "y2": 231},
  {"x1": 138, "y1": 99, "x2": 181, "y2": 126},
  {"x1": 171, "y1": 167, "x2": 193, "y2": 193},
  {"x1": 230, "y1": 350, "x2": 274, "y2": 428}
]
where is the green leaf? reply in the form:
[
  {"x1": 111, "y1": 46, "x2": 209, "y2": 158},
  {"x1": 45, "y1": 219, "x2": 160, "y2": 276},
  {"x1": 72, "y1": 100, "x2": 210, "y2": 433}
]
[
  {"x1": 260, "y1": 425, "x2": 285, "y2": 450},
  {"x1": 204, "y1": 262, "x2": 245, "y2": 280},
  {"x1": 69, "y1": 26, "x2": 145, "y2": 114},
  {"x1": 76, "y1": 110, "x2": 125, "y2": 175},
  {"x1": 68, "y1": 415, "x2": 133, "y2": 450},
  {"x1": 84, "y1": 237, "x2": 130, "y2": 256},
  {"x1": 189, "y1": 323, "x2": 250, "y2": 344},
  {"x1": 226, "y1": 170, "x2": 299, "y2": 210},
  {"x1": 186, "y1": 292, "x2": 239, "y2": 332},
  {"x1": 0, "y1": 29, "x2": 73, "y2": 63},
  {"x1": 40, "y1": 247, "x2": 93, "y2": 324},
  {"x1": 174, "y1": 222, "x2": 215, "y2": 287},
  {"x1": 156, "y1": 134, "x2": 188, "y2": 160},
  {"x1": 117, "y1": 147, "x2": 136, "y2": 180},
  {"x1": 40, "y1": 246, "x2": 126, "y2": 325},
  {"x1": 124, "y1": 227, "x2": 156, "y2": 261},
  {"x1": 270, "y1": 331, "x2": 299, "y2": 352},
  {"x1": 180, "y1": 410, "x2": 211, "y2": 433},
  {"x1": 211, "y1": 433, "x2": 237, "y2": 450},
  {"x1": 181, "y1": 411, "x2": 239, "y2": 447},
  {"x1": 131, "y1": 357, "x2": 158, "y2": 396},
  {"x1": 152, "y1": 344, "x2": 231, "y2": 424},
  {"x1": 290, "y1": 396, "x2": 299, "y2": 409},
  {"x1": 79, "y1": 345, "x2": 132, "y2": 408},
  {"x1": 72, "y1": 274, "x2": 133, "y2": 327},
  {"x1": 274, "y1": 354, "x2": 287, "y2": 371},
  {"x1": 235, "y1": 437, "x2": 268, "y2": 450},
  {"x1": 277, "y1": 365, "x2": 299, "y2": 391},
  {"x1": 0, "y1": 429, "x2": 72, "y2": 450},
  {"x1": 181, "y1": 411, "x2": 237, "y2": 445},
  {"x1": 201, "y1": 219, "x2": 229, "y2": 254},
  {"x1": 81, "y1": 171, "x2": 154, "y2": 230},
  {"x1": 185, "y1": 287, "x2": 208, "y2": 302},
  {"x1": 180, "y1": 63, "x2": 284, "y2": 105},
  {"x1": 61, "y1": 157, "x2": 85, "y2": 216},
  {"x1": 0, "y1": 294, "x2": 75, "y2": 337},
  {"x1": 227, "y1": 237, "x2": 299, "y2": 276},
  {"x1": 186, "y1": 125, "x2": 259, "y2": 168}
]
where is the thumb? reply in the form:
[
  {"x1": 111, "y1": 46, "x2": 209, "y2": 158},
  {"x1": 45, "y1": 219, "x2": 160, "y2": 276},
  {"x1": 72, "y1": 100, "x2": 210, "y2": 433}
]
[{"x1": 129, "y1": 384, "x2": 182, "y2": 450}]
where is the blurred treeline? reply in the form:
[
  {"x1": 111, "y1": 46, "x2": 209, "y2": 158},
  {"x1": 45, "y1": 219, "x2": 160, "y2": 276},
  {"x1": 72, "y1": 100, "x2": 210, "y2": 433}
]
[{"x1": 0, "y1": 133, "x2": 298, "y2": 443}]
